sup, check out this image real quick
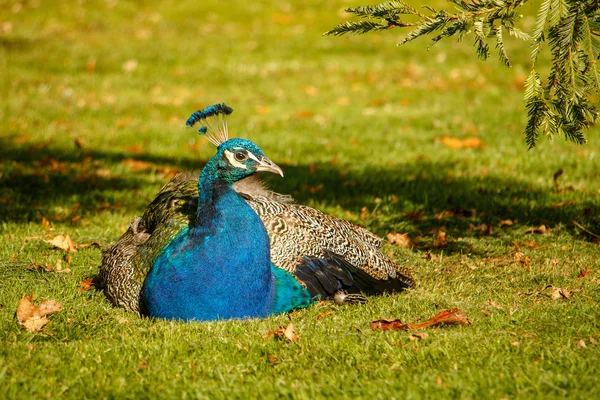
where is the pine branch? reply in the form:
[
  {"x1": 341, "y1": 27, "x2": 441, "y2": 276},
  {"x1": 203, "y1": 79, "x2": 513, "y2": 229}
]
[{"x1": 327, "y1": 0, "x2": 600, "y2": 147}]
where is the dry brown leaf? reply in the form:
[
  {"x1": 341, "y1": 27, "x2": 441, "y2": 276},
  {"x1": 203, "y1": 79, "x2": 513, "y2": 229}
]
[
  {"x1": 578, "y1": 267, "x2": 591, "y2": 278},
  {"x1": 441, "y1": 136, "x2": 484, "y2": 149},
  {"x1": 266, "y1": 354, "x2": 279, "y2": 365},
  {"x1": 432, "y1": 228, "x2": 448, "y2": 248},
  {"x1": 55, "y1": 259, "x2": 71, "y2": 273},
  {"x1": 470, "y1": 224, "x2": 492, "y2": 235},
  {"x1": 371, "y1": 308, "x2": 471, "y2": 332},
  {"x1": 121, "y1": 158, "x2": 153, "y2": 172},
  {"x1": 522, "y1": 240, "x2": 539, "y2": 249},
  {"x1": 487, "y1": 300, "x2": 503, "y2": 309},
  {"x1": 78, "y1": 278, "x2": 94, "y2": 292},
  {"x1": 74, "y1": 137, "x2": 85, "y2": 149},
  {"x1": 41, "y1": 216, "x2": 52, "y2": 230},
  {"x1": 370, "y1": 319, "x2": 407, "y2": 331},
  {"x1": 16, "y1": 295, "x2": 63, "y2": 332},
  {"x1": 576, "y1": 339, "x2": 586, "y2": 348},
  {"x1": 526, "y1": 225, "x2": 550, "y2": 234},
  {"x1": 122, "y1": 59, "x2": 138, "y2": 72},
  {"x1": 316, "y1": 311, "x2": 333, "y2": 320},
  {"x1": 404, "y1": 210, "x2": 425, "y2": 221},
  {"x1": 360, "y1": 206, "x2": 368, "y2": 219},
  {"x1": 550, "y1": 286, "x2": 572, "y2": 300},
  {"x1": 409, "y1": 332, "x2": 429, "y2": 341},
  {"x1": 387, "y1": 232, "x2": 417, "y2": 248},
  {"x1": 283, "y1": 322, "x2": 299, "y2": 342},
  {"x1": 44, "y1": 234, "x2": 78, "y2": 253},
  {"x1": 293, "y1": 110, "x2": 314, "y2": 119},
  {"x1": 500, "y1": 219, "x2": 513, "y2": 228},
  {"x1": 552, "y1": 200, "x2": 576, "y2": 208},
  {"x1": 263, "y1": 321, "x2": 300, "y2": 343}
]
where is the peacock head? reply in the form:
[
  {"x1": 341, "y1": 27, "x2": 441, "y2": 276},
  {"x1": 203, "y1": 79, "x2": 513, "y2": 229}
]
[
  {"x1": 186, "y1": 103, "x2": 283, "y2": 183},
  {"x1": 213, "y1": 138, "x2": 283, "y2": 182}
]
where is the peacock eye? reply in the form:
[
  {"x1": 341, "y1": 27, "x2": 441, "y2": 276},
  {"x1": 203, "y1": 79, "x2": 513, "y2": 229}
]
[{"x1": 234, "y1": 151, "x2": 248, "y2": 162}]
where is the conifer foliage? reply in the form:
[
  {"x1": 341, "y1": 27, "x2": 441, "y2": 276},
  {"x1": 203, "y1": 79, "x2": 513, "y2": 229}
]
[{"x1": 325, "y1": 0, "x2": 600, "y2": 147}]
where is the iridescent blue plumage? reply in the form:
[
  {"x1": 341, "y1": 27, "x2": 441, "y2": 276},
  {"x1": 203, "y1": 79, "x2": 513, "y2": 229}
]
[{"x1": 140, "y1": 108, "x2": 314, "y2": 321}]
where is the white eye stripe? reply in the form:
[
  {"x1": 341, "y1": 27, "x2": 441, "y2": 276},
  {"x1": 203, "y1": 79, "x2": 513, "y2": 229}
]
[
  {"x1": 224, "y1": 150, "x2": 247, "y2": 169},
  {"x1": 246, "y1": 151, "x2": 260, "y2": 162}
]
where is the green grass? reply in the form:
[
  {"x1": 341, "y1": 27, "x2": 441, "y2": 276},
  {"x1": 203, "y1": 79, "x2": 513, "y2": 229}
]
[{"x1": 2, "y1": 0, "x2": 600, "y2": 398}]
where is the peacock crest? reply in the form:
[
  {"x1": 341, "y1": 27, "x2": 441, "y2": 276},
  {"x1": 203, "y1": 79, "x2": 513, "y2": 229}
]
[{"x1": 186, "y1": 103, "x2": 234, "y2": 146}]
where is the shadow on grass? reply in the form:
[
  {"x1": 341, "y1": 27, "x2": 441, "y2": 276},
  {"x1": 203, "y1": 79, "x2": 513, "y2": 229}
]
[{"x1": 1, "y1": 137, "x2": 596, "y2": 248}]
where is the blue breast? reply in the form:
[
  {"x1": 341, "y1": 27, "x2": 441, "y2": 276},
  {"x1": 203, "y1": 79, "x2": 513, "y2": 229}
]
[{"x1": 141, "y1": 187, "x2": 276, "y2": 321}]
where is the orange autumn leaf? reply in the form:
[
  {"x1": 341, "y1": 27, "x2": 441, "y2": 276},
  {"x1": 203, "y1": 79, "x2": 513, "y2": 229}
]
[
  {"x1": 526, "y1": 225, "x2": 550, "y2": 234},
  {"x1": 78, "y1": 278, "x2": 94, "y2": 292},
  {"x1": 371, "y1": 308, "x2": 471, "y2": 332},
  {"x1": 316, "y1": 311, "x2": 334, "y2": 319},
  {"x1": 41, "y1": 216, "x2": 52, "y2": 230},
  {"x1": 387, "y1": 232, "x2": 417, "y2": 248},
  {"x1": 441, "y1": 136, "x2": 484, "y2": 149},
  {"x1": 578, "y1": 267, "x2": 591, "y2": 278},
  {"x1": 263, "y1": 321, "x2": 300, "y2": 343},
  {"x1": 432, "y1": 228, "x2": 448, "y2": 248},
  {"x1": 16, "y1": 295, "x2": 63, "y2": 332},
  {"x1": 44, "y1": 234, "x2": 78, "y2": 253}
]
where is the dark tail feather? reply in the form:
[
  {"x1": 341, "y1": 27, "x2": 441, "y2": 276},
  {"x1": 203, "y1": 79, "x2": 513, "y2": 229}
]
[{"x1": 294, "y1": 250, "x2": 412, "y2": 302}]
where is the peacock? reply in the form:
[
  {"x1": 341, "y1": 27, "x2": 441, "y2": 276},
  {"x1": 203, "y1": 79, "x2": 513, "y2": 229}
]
[{"x1": 97, "y1": 103, "x2": 414, "y2": 321}]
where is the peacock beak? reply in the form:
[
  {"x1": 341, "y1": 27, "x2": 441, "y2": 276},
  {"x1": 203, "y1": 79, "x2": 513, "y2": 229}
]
[{"x1": 256, "y1": 156, "x2": 284, "y2": 177}]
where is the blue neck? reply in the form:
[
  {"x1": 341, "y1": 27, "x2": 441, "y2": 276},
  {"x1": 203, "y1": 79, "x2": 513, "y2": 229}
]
[{"x1": 142, "y1": 158, "x2": 276, "y2": 321}]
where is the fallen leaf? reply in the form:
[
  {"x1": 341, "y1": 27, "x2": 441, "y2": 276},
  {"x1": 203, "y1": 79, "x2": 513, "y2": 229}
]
[
  {"x1": 316, "y1": 311, "x2": 333, "y2": 320},
  {"x1": 360, "y1": 206, "x2": 368, "y2": 219},
  {"x1": 78, "y1": 278, "x2": 94, "y2": 292},
  {"x1": 74, "y1": 137, "x2": 85, "y2": 149},
  {"x1": 578, "y1": 267, "x2": 591, "y2": 278},
  {"x1": 16, "y1": 295, "x2": 63, "y2": 332},
  {"x1": 521, "y1": 240, "x2": 539, "y2": 249},
  {"x1": 487, "y1": 300, "x2": 503, "y2": 309},
  {"x1": 283, "y1": 322, "x2": 299, "y2": 342},
  {"x1": 440, "y1": 136, "x2": 484, "y2": 149},
  {"x1": 470, "y1": 223, "x2": 492, "y2": 235},
  {"x1": 526, "y1": 225, "x2": 550, "y2": 234},
  {"x1": 263, "y1": 321, "x2": 300, "y2": 343},
  {"x1": 293, "y1": 110, "x2": 313, "y2": 119},
  {"x1": 41, "y1": 216, "x2": 52, "y2": 230},
  {"x1": 432, "y1": 228, "x2": 447, "y2": 248},
  {"x1": 576, "y1": 339, "x2": 586, "y2": 348},
  {"x1": 371, "y1": 308, "x2": 471, "y2": 332},
  {"x1": 266, "y1": 354, "x2": 279, "y2": 365},
  {"x1": 480, "y1": 309, "x2": 492, "y2": 316},
  {"x1": 122, "y1": 59, "x2": 138, "y2": 72},
  {"x1": 403, "y1": 210, "x2": 425, "y2": 221},
  {"x1": 387, "y1": 232, "x2": 417, "y2": 248},
  {"x1": 54, "y1": 259, "x2": 71, "y2": 273},
  {"x1": 44, "y1": 234, "x2": 78, "y2": 253},
  {"x1": 500, "y1": 219, "x2": 513, "y2": 228},
  {"x1": 550, "y1": 286, "x2": 572, "y2": 300},
  {"x1": 370, "y1": 319, "x2": 408, "y2": 331},
  {"x1": 409, "y1": 332, "x2": 429, "y2": 341},
  {"x1": 552, "y1": 200, "x2": 576, "y2": 208}
]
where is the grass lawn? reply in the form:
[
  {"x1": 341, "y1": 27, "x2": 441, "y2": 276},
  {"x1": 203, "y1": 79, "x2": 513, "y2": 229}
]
[{"x1": 2, "y1": 0, "x2": 600, "y2": 398}]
